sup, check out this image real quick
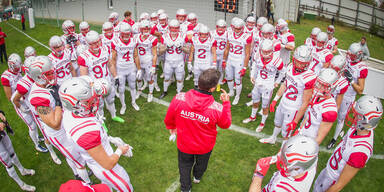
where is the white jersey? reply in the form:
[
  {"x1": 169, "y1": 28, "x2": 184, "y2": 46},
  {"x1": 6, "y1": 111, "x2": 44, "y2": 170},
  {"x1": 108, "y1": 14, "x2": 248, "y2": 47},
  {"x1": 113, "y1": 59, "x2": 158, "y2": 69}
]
[
  {"x1": 301, "y1": 97, "x2": 338, "y2": 139},
  {"x1": 134, "y1": 34, "x2": 158, "y2": 65},
  {"x1": 281, "y1": 65, "x2": 317, "y2": 110},
  {"x1": 152, "y1": 23, "x2": 168, "y2": 36},
  {"x1": 101, "y1": 34, "x2": 115, "y2": 49},
  {"x1": 78, "y1": 33, "x2": 87, "y2": 45},
  {"x1": 251, "y1": 31, "x2": 262, "y2": 58},
  {"x1": 331, "y1": 76, "x2": 349, "y2": 97},
  {"x1": 227, "y1": 31, "x2": 252, "y2": 64},
  {"x1": 186, "y1": 23, "x2": 203, "y2": 37},
  {"x1": 211, "y1": 30, "x2": 228, "y2": 56},
  {"x1": 131, "y1": 23, "x2": 140, "y2": 35},
  {"x1": 113, "y1": 22, "x2": 121, "y2": 35},
  {"x1": 78, "y1": 46, "x2": 111, "y2": 81},
  {"x1": 251, "y1": 52, "x2": 283, "y2": 87},
  {"x1": 111, "y1": 37, "x2": 137, "y2": 69},
  {"x1": 163, "y1": 32, "x2": 188, "y2": 62},
  {"x1": 305, "y1": 37, "x2": 316, "y2": 52},
  {"x1": 278, "y1": 32, "x2": 295, "y2": 66},
  {"x1": 15, "y1": 75, "x2": 35, "y2": 109},
  {"x1": 326, "y1": 37, "x2": 338, "y2": 51},
  {"x1": 325, "y1": 128, "x2": 373, "y2": 180},
  {"x1": 48, "y1": 49, "x2": 73, "y2": 85},
  {"x1": 191, "y1": 36, "x2": 217, "y2": 66},
  {"x1": 309, "y1": 49, "x2": 333, "y2": 75},
  {"x1": 1, "y1": 70, "x2": 22, "y2": 93},
  {"x1": 344, "y1": 60, "x2": 368, "y2": 98},
  {"x1": 244, "y1": 27, "x2": 256, "y2": 36},
  {"x1": 180, "y1": 21, "x2": 190, "y2": 33},
  {"x1": 263, "y1": 167, "x2": 317, "y2": 192}
]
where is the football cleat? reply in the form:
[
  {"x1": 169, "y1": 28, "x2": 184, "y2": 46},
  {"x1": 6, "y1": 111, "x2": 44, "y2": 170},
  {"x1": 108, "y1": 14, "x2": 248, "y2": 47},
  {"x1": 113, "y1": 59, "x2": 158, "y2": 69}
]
[
  {"x1": 125, "y1": 86, "x2": 131, "y2": 91},
  {"x1": 147, "y1": 93, "x2": 153, "y2": 102},
  {"x1": 20, "y1": 183, "x2": 36, "y2": 192},
  {"x1": 245, "y1": 100, "x2": 253, "y2": 107},
  {"x1": 50, "y1": 153, "x2": 62, "y2": 165},
  {"x1": 154, "y1": 83, "x2": 161, "y2": 92},
  {"x1": 20, "y1": 169, "x2": 35, "y2": 176},
  {"x1": 120, "y1": 105, "x2": 126, "y2": 115},
  {"x1": 102, "y1": 123, "x2": 108, "y2": 133},
  {"x1": 112, "y1": 116, "x2": 125, "y2": 123},
  {"x1": 160, "y1": 73, "x2": 164, "y2": 78},
  {"x1": 185, "y1": 73, "x2": 193, "y2": 80},
  {"x1": 131, "y1": 102, "x2": 140, "y2": 111},
  {"x1": 259, "y1": 136, "x2": 276, "y2": 144},
  {"x1": 139, "y1": 81, "x2": 148, "y2": 91},
  {"x1": 327, "y1": 139, "x2": 336, "y2": 149},
  {"x1": 35, "y1": 144, "x2": 48, "y2": 153},
  {"x1": 193, "y1": 177, "x2": 201, "y2": 184},
  {"x1": 339, "y1": 130, "x2": 345, "y2": 138},
  {"x1": 242, "y1": 116, "x2": 256, "y2": 124},
  {"x1": 256, "y1": 123, "x2": 265, "y2": 132},
  {"x1": 159, "y1": 92, "x2": 168, "y2": 99},
  {"x1": 232, "y1": 95, "x2": 240, "y2": 105},
  {"x1": 38, "y1": 136, "x2": 45, "y2": 142}
]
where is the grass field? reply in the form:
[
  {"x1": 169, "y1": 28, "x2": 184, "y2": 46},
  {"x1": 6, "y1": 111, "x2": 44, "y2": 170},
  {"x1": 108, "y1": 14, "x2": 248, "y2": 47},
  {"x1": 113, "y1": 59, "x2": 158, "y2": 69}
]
[{"x1": 0, "y1": 18, "x2": 383, "y2": 192}]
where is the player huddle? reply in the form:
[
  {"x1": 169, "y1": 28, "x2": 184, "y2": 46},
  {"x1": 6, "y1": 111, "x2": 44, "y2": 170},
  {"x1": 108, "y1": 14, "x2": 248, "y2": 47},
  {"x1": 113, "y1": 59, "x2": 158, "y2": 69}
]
[{"x1": 0, "y1": 8, "x2": 382, "y2": 192}]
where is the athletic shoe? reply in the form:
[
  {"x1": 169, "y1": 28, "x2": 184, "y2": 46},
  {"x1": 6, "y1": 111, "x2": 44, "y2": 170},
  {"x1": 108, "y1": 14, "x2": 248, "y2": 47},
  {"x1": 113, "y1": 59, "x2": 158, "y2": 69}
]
[
  {"x1": 159, "y1": 92, "x2": 168, "y2": 99},
  {"x1": 185, "y1": 73, "x2": 193, "y2": 80},
  {"x1": 102, "y1": 123, "x2": 108, "y2": 133},
  {"x1": 193, "y1": 177, "x2": 200, "y2": 184},
  {"x1": 160, "y1": 73, "x2": 164, "y2": 78},
  {"x1": 256, "y1": 123, "x2": 265, "y2": 133},
  {"x1": 50, "y1": 153, "x2": 62, "y2": 165},
  {"x1": 35, "y1": 144, "x2": 48, "y2": 153},
  {"x1": 38, "y1": 136, "x2": 45, "y2": 142},
  {"x1": 327, "y1": 139, "x2": 336, "y2": 150},
  {"x1": 139, "y1": 81, "x2": 148, "y2": 91},
  {"x1": 245, "y1": 100, "x2": 253, "y2": 107},
  {"x1": 147, "y1": 93, "x2": 153, "y2": 102},
  {"x1": 120, "y1": 105, "x2": 126, "y2": 115},
  {"x1": 112, "y1": 116, "x2": 125, "y2": 123},
  {"x1": 242, "y1": 116, "x2": 256, "y2": 124},
  {"x1": 131, "y1": 102, "x2": 140, "y2": 111},
  {"x1": 20, "y1": 168, "x2": 35, "y2": 176},
  {"x1": 228, "y1": 90, "x2": 234, "y2": 97},
  {"x1": 259, "y1": 136, "x2": 276, "y2": 144},
  {"x1": 74, "y1": 174, "x2": 82, "y2": 181},
  {"x1": 339, "y1": 130, "x2": 345, "y2": 138},
  {"x1": 154, "y1": 83, "x2": 161, "y2": 92},
  {"x1": 20, "y1": 183, "x2": 36, "y2": 192},
  {"x1": 232, "y1": 95, "x2": 240, "y2": 105}
]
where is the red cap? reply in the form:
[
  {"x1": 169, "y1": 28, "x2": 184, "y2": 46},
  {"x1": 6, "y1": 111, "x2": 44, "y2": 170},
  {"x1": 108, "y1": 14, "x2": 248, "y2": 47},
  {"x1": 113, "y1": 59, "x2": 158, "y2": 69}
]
[{"x1": 59, "y1": 180, "x2": 111, "y2": 192}]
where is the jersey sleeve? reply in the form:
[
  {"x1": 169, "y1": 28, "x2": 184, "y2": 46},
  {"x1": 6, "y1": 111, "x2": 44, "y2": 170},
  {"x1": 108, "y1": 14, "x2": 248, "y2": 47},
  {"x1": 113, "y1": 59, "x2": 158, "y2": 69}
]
[
  {"x1": 30, "y1": 96, "x2": 50, "y2": 108},
  {"x1": 322, "y1": 111, "x2": 337, "y2": 122},
  {"x1": 287, "y1": 35, "x2": 295, "y2": 42},
  {"x1": 76, "y1": 131, "x2": 101, "y2": 150},
  {"x1": 111, "y1": 42, "x2": 116, "y2": 50},
  {"x1": 212, "y1": 40, "x2": 217, "y2": 47},
  {"x1": 152, "y1": 38, "x2": 158, "y2": 46},
  {"x1": 150, "y1": 26, "x2": 158, "y2": 35},
  {"x1": 1, "y1": 76, "x2": 10, "y2": 87},
  {"x1": 304, "y1": 73, "x2": 317, "y2": 89},
  {"x1": 335, "y1": 40, "x2": 339, "y2": 45},
  {"x1": 246, "y1": 36, "x2": 252, "y2": 44},
  {"x1": 77, "y1": 56, "x2": 87, "y2": 67},
  {"x1": 16, "y1": 83, "x2": 28, "y2": 95},
  {"x1": 347, "y1": 152, "x2": 368, "y2": 169},
  {"x1": 359, "y1": 68, "x2": 368, "y2": 79},
  {"x1": 325, "y1": 53, "x2": 334, "y2": 63},
  {"x1": 277, "y1": 59, "x2": 284, "y2": 70}
]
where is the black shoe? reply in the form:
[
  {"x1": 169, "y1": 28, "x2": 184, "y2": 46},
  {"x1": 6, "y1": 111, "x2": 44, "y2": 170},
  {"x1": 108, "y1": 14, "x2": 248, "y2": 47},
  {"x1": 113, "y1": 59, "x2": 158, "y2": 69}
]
[
  {"x1": 74, "y1": 174, "x2": 82, "y2": 181},
  {"x1": 159, "y1": 92, "x2": 168, "y2": 99},
  {"x1": 35, "y1": 144, "x2": 48, "y2": 153},
  {"x1": 38, "y1": 136, "x2": 45, "y2": 142},
  {"x1": 327, "y1": 139, "x2": 336, "y2": 150}
]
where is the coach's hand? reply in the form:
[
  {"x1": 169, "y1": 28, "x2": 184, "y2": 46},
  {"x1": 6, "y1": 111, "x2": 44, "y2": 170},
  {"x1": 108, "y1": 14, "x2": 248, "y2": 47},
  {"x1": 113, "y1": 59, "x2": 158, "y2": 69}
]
[{"x1": 220, "y1": 89, "x2": 230, "y2": 102}]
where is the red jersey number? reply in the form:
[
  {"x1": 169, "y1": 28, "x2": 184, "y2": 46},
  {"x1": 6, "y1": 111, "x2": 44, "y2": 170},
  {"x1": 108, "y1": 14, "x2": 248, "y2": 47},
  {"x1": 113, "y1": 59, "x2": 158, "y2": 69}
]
[
  {"x1": 229, "y1": 43, "x2": 243, "y2": 54},
  {"x1": 167, "y1": 47, "x2": 182, "y2": 54},
  {"x1": 92, "y1": 62, "x2": 109, "y2": 79},
  {"x1": 122, "y1": 51, "x2": 131, "y2": 61},
  {"x1": 218, "y1": 41, "x2": 226, "y2": 50},
  {"x1": 197, "y1": 49, "x2": 207, "y2": 59},
  {"x1": 138, "y1": 47, "x2": 146, "y2": 55},
  {"x1": 286, "y1": 85, "x2": 298, "y2": 101},
  {"x1": 329, "y1": 147, "x2": 343, "y2": 170},
  {"x1": 56, "y1": 63, "x2": 71, "y2": 79}
]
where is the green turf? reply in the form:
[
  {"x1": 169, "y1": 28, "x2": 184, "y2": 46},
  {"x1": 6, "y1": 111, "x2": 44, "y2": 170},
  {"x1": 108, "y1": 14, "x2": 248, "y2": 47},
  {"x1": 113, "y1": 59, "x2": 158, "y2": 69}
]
[{"x1": 0, "y1": 18, "x2": 383, "y2": 192}]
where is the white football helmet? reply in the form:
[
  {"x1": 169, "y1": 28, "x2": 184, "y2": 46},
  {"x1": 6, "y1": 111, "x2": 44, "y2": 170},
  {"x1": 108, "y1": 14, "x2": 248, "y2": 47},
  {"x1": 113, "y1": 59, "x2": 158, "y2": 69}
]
[
  {"x1": 216, "y1": 19, "x2": 227, "y2": 34},
  {"x1": 108, "y1": 12, "x2": 119, "y2": 25},
  {"x1": 24, "y1": 46, "x2": 36, "y2": 58},
  {"x1": 8, "y1": 53, "x2": 22, "y2": 73},
  {"x1": 316, "y1": 32, "x2": 328, "y2": 51},
  {"x1": 293, "y1": 45, "x2": 312, "y2": 72},
  {"x1": 59, "y1": 77, "x2": 100, "y2": 117},
  {"x1": 150, "y1": 12, "x2": 158, "y2": 24},
  {"x1": 169, "y1": 19, "x2": 180, "y2": 35},
  {"x1": 79, "y1": 21, "x2": 90, "y2": 35},
  {"x1": 311, "y1": 27, "x2": 321, "y2": 40},
  {"x1": 277, "y1": 135, "x2": 319, "y2": 177},
  {"x1": 261, "y1": 23, "x2": 275, "y2": 40},
  {"x1": 62, "y1": 20, "x2": 75, "y2": 35},
  {"x1": 49, "y1": 35, "x2": 65, "y2": 56},
  {"x1": 246, "y1": 16, "x2": 256, "y2": 29},
  {"x1": 86, "y1": 30, "x2": 101, "y2": 52},
  {"x1": 199, "y1": 25, "x2": 209, "y2": 41},
  {"x1": 157, "y1": 9, "x2": 165, "y2": 16},
  {"x1": 28, "y1": 56, "x2": 56, "y2": 87},
  {"x1": 232, "y1": 18, "x2": 244, "y2": 36},
  {"x1": 93, "y1": 78, "x2": 111, "y2": 97},
  {"x1": 345, "y1": 95, "x2": 383, "y2": 130},
  {"x1": 313, "y1": 68, "x2": 339, "y2": 99},
  {"x1": 23, "y1": 56, "x2": 35, "y2": 74},
  {"x1": 102, "y1": 22, "x2": 114, "y2": 37},
  {"x1": 259, "y1": 39, "x2": 274, "y2": 61},
  {"x1": 276, "y1": 19, "x2": 288, "y2": 32},
  {"x1": 327, "y1": 25, "x2": 335, "y2": 35},
  {"x1": 256, "y1": 17, "x2": 268, "y2": 30},
  {"x1": 139, "y1": 12, "x2": 150, "y2": 21},
  {"x1": 159, "y1": 13, "x2": 168, "y2": 26},
  {"x1": 176, "y1": 9, "x2": 187, "y2": 23},
  {"x1": 140, "y1": 20, "x2": 151, "y2": 35},
  {"x1": 119, "y1": 22, "x2": 132, "y2": 41},
  {"x1": 187, "y1": 13, "x2": 197, "y2": 25},
  {"x1": 347, "y1": 43, "x2": 363, "y2": 63},
  {"x1": 330, "y1": 55, "x2": 346, "y2": 73}
]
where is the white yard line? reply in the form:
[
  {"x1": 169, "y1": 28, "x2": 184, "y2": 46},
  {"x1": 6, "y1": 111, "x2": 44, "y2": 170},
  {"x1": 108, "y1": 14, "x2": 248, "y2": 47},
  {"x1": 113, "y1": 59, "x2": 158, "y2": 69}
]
[
  {"x1": 6, "y1": 22, "x2": 50, "y2": 50},
  {"x1": 165, "y1": 177, "x2": 180, "y2": 192}
]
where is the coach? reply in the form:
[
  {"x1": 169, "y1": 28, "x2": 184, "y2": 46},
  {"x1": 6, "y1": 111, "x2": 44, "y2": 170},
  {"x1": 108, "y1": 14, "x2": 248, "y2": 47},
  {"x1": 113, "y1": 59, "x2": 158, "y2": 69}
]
[{"x1": 164, "y1": 69, "x2": 232, "y2": 192}]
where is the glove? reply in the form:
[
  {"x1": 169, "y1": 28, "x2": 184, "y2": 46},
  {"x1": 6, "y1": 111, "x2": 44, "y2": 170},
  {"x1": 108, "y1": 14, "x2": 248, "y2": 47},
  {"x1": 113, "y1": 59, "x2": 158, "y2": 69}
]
[
  {"x1": 286, "y1": 121, "x2": 297, "y2": 137},
  {"x1": 269, "y1": 100, "x2": 277, "y2": 112},
  {"x1": 114, "y1": 77, "x2": 120, "y2": 90},
  {"x1": 222, "y1": 60, "x2": 226, "y2": 69},
  {"x1": 136, "y1": 69, "x2": 143, "y2": 80},
  {"x1": 50, "y1": 85, "x2": 62, "y2": 107},
  {"x1": 150, "y1": 66, "x2": 156, "y2": 75},
  {"x1": 123, "y1": 145, "x2": 133, "y2": 157},
  {"x1": 343, "y1": 70, "x2": 353, "y2": 83},
  {"x1": 239, "y1": 67, "x2": 247, "y2": 77},
  {"x1": 187, "y1": 62, "x2": 193, "y2": 72},
  {"x1": 108, "y1": 136, "x2": 125, "y2": 147},
  {"x1": 94, "y1": 79, "x2": 109, "y2": 96},
  {"x1": 255, "y1": 156, "x2": 274, "y2": 177},
  {"x1": 169, "y1": 134, "x2": 176, "y2": 142}
]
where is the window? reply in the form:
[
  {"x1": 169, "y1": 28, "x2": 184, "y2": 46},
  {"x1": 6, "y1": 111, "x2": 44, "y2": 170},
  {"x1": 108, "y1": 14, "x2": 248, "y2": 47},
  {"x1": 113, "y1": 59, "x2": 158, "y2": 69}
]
[{"x1": 108, "y1": 0, "x2": 113, "y2": 9}]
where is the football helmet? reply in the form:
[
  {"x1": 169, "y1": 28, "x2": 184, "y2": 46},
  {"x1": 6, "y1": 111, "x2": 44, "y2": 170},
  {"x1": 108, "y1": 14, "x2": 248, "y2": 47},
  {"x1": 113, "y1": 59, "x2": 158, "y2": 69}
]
[
  {"x1": 327, "y1": 25, "x2": 335, "y2": 34},
  {"x1": 199, "y1": 25, "x2": 209, "y2": 41},
  {"x1": 345, "y1": 95, "x2": 383, "y2": 130},
  {"x1": 28, "y1": 56, "x2": 56, "y2": 87},
  {"x1": 232, "y1": 18, "x2": 244, "y2": 36},
  {"x1": 159, "y1": 13, "x2": 168, "y2": 27},
  {"x1": 93, "y1": 78, "x2": 111, "y2": 96},
  {"x1": 157, "y1": 9, "x2": 165, "y2": 16},
  {"x1": 293, "y1": 45, "x2": 312, "y2": 72},
  {"x1": 59, "y1": 77, "x2": 100, "y2": 117},
  {"x1": 86, "y1": 30, "x2": 101, "y2": 52},
  {"x1": 259, "y1": 39, "x2": 274, "y2": 61},
  {"x1": 79, "y1": 21, "x2": 90, "y2": 35},
  {"x1": 8, "y1": 53, "x2": 22, "y2": 73},
  {"x1": 102, "y1": 22, "x2": 114, "y2": 37},
  {"x1": 49, "y1": 35, "x2": 65, "y2": 56},
  {"x1": 187, "y1": 13, "x2": 197, "y2": 25},
  {"x1": 62, "y1": 20, "x2": 75, "y2": 35},
  {"x1": 347, "y1": 43, "x2": 363, "y2": 63},
  {"x1": 150, "y1": 12, "x2": 158, "y2": 24},
  {"x1": 169, "y1": 19, "x2": 180, "y2": 35},
  {"x1": 276, "y1": 19, "x2": 288, "y2": 32},
  {"x1": 256, "y1": 17, "x2": 268, "y2": 30},
  {"x1": 277, "y1": 135, "x2": 319, "y2": 177},
  {"x1": 24, "y1": 46, "x2": 36, "y2": 58},
  {"x1": 246, "y1": 16, "x2": 256, "y2": 29},
  {"x1": 176, "y1": 9, "x2": 187, "y2": 23},
  {"x1": 330, "y1": 55, "x2": 346, "y2": 73},
  {"x1": 313, "y1": 68, "x2": 339, "y2": 99},
  {"x1": 119, "y1": 22, "x2": 132, "y2": 42},
  {"x1": 23, "y1": 56, "x2": 35, "y2": 74},
  {"x1": 261, "y1": 23, "x2": 275, "y2": 40},
  {"x1": 311, "y1": 27, "x2": 321, "y2": 40},
  {"x1": 108, "y1": 12, "x2": 119, "y2": 25},
  {"x1": 140, "y1": 20, "x2": 151, "y2": 35},
  {"x1": 316, "y1": 32, "x2": 328, "y2": 51},
  {"x1": 139, "y1": 12, "x2": 150, "y2": 21},
  {"x1": 216, "y1": 19, "x2": 227, "y2": 34}
]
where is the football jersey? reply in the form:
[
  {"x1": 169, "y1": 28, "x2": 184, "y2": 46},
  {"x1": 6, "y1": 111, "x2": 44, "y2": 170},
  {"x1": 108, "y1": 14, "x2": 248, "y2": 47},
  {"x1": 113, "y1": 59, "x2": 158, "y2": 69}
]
[
  {"x1": 1, "y1": 70, "x2": 22, "y2": 93},
  {"x1": 113, "y1": 22, "x2": 121, "y2": 35},
  {"x1": 304, "y1": 37, "x2": 316, "y2": 51},
  {"x1": 61, "y1": 33, "x2": 80, "y2": 48},
  {"x1": 344, "y1": 61, "x2": 368, "y2": 98},
  {"x1": 252, "y1": 52, "x2": 283, "y2": 87},
  {"x1": 309, "y1": 49, "x2": 333, "y2": 75},
  {"x1": 244, "y1": 27, "x2": 256, "y2": 36},
  {"x1": 278, "y1": 32, "x2": 295, "y2": 66},
  {"x1": 191, "y1": 36, "x2": 217, "y2": 66},
  {"x1": 78, "y1": 46, "x2": 111, "y2": 81},
  {"x1": 48, "y1": 49, "x2": 73, "y2": 85},
  {"x1": 211, "y1": 30, "x2": 228, "y2": 56},
  {"x1": 28, "y1": 83, "x2": 65, "y2": 137},
  {"x1": 331, "y1": 76, "x2": 349, "y2": 97},
  {"x1": 151, "y1": 23, "x2": 168, "y2": 36},
  {"x1": 227, "y1": 32, "x2": 252, "y2": 64},
  {"x1": 251, "y1": 30, "x2": 262, "y2": 57},
  {"x1": 281, "y1": 65, "x2": 317, "y2": 110},
  {"x1": 101, "y1": 33, "x2": 115, "y2": 49},
  {"x1": 134, "y1": 34, "x2": 158, "y2": 64},
  {"x1": 326, "y1": 37, "x2": 338, "y2": 51},
  {"x1": 180, "y1": 21, "x2": 190, "y2": 33},
  {"x1": 163, "y1": 32, "x2": 189, "y2": 62},
  {"x1": 15, "y1": 75, "x2": 35, "y2": 109},
  {"x1": 131, "y1": 23, "x2": 140, "y2": 35},
  {"x1": 78, "y1": 33, "x2": 87, "y2": 45},
  {"x1": 187, "y1": 23, "x2": 203, "y2": 37},
  {"x1": 325, "y1": 128, "x2": 373, "y2": 180},
  {"x1": 111, "y1": 37, "x2": 137, "y2": 69},
  {"x1": 263, "y1": 167, "x2": 317, "y2": 192},
  {"x1": 301, "y1": 97, "x2": 338, "y2": 139}
]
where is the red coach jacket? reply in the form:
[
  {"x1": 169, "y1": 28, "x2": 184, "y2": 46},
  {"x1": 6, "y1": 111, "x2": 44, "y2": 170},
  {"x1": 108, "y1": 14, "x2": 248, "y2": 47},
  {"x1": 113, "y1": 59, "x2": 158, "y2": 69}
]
[{"x1": 164, "y1": 89, "x2": 232, "y2": 154}]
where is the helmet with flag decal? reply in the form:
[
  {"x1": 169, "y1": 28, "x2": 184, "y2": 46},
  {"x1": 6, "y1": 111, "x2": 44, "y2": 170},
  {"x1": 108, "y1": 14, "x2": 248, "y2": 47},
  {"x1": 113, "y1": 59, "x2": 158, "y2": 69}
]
[
  {"x1": 345, "y1": 95, "x2": 383, "y2": 130},
  {"x1": 24, "y1": 46, "x2": 36, "y2": 58}
]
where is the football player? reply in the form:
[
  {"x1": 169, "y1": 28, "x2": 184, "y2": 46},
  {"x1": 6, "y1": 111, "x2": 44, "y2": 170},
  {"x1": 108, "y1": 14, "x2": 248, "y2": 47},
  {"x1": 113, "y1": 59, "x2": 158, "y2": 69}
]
[
  {"x1": 276, "y1": 19, "x2": 295, "y2": 68},
  {"x1": 260, "y1": 45, "x2": 316, "y2": 144},
  {"x1": 108, "y1": 12, "x2": 120, "y2": 35},
  {"x1": 309, "y1": 32, "x2": 334, "y2": 75},
  {"x1": 313, "y1": 95, "x2": 382, "y2": 192},
  {"x1": 101, "y1": 22, "x2": 115, "y2": 49},
  {"x1": 151, "y1": 13, "x2": 169, "y2": 79},
  {"x1": 186, "y1": 13, "x2": 202, "y2": 38},
  {"x1": 245, "y1": 16, "x2": 256, "y2": 35},
  {"x1": 188, "y1": 25, "x2": 217, "y2": 88},
  {"x1": 132, "y1": 12, "x2": 150, "y2": 35},
  {"x1": 211, "y1": 19, "x2": 228, "y2": 84},
  {"x1": 78, "y1": 30, "x2": 124, "y2": 123},
  {"x1": 48, "y1": 36, "x2": 77, "y2": 86},
  {"x1": 78, "y1": 21, "x2": 90, "y2": 45},
  {"x1": 23, "y1": 46, "x2": 36, "y2": 61},
  {"x1": 150, "y1": 12, "x2": 158, "y2": 26},
  {"x1": 60, "y1": 77, "x2": 134, "y2": 192},
  {"x1": 176, "y1": 9, "x2": 188, "y2": 33},
  {"x1": 159, "y1": 19, "x2": 190, "y2": 99},
  {"x1": 326, "y1": 25, "x2": 338, "y2": 54},
  {"x1": 61, "y1": 20, "x2": 80, "y2": 52},
  {"x1": 249, "y1": 135, "x2": 319, "y2": 192},
  {"x1": 111, "y1": 22, "x2": 141, "y2": 113},
  {"x1": 28, "y1": 56, "x2": 91, "y2": 183},
  {"x1": 305, "y1": 27, "x2": 321, "y2": 51},
  {"x1": 243, "y1": 40, "x2": 283, "y2": 133},
  {"x1": 222, "y1": 18, "x2": 252, "y2": 105}
]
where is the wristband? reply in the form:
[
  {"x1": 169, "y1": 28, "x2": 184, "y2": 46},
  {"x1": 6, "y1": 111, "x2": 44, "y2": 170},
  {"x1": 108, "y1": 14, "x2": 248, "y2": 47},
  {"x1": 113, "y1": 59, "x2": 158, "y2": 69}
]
[
  {"x1": 253, "y1": 172, "x2": 264, "y2": 179},
  {"x1": 273, "y1": 95, "x2": 280, "y2": 101},
  {"x1": 243, "y1": 67, "x2": 247, "y2": 70},
  {"x1": 152, "y1": 65, "x2": 156, "y2": 67},
  {"x1": 188, "y1": 61, "x2": 192, "y2": 64},
  {"x1": 114, "y1": 148, "x2": 122, "y2": 157}
]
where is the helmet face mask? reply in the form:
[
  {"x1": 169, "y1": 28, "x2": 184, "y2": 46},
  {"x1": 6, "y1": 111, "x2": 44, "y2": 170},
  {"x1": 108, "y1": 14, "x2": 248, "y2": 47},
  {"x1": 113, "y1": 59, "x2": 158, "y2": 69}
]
[
  {"x1": 159, "y1": 18, "x2": 168, "y2": 26},
  {"x1": 41, "y1": 69, "x2": 57, "y2": 87},
  {"x1": 120, "y1": 32, "x2": 131, "y2": 42},
  {"x1": 293, "y1": 45, "x2": 312, "y2": 73},
  {"x1": 345, "y1": 96, "x2": 383, "y2": 130},
  {"x1": 80, "y1": 27, "x2": 89, "y2": 36},
  {"x1": 169, "y1": 19, "x2": 180, "y2": 36},
  {"x1": 260, "y1": 39, "x2": 274, "y2": 61},
  {"x1": 316, "y1": 32, "x2": 328, "y2": 51},
  {"x1": 261, "y1": 24, "x2": 275, "y2": 40},
  {"x1": 8, "y1": 53, "x2": 22, "y2": 73},
  {"x1": 52, "y1": 44, "x2": 65, "y2": 56},
  {"x1": 88, "y1": 40, "x2": 101, "y2": 53},
  {"x1": 103, "y1": 27, "x2": 113, "y2": 37}
]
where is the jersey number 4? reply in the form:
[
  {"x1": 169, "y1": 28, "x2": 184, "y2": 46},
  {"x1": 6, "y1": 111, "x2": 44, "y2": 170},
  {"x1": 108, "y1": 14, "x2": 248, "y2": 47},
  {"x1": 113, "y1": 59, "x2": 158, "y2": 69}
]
[{"x1": 123, "y1": 51, "x2": 131, "y2": 61}]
